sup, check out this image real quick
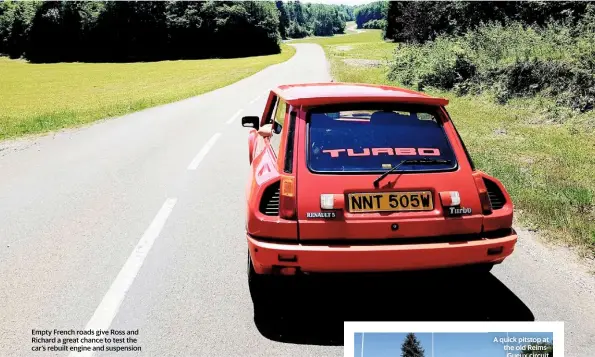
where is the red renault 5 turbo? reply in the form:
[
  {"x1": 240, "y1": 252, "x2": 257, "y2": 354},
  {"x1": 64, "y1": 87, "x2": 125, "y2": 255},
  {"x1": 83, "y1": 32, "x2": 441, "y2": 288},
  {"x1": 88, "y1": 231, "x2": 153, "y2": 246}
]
[{"x1": 241, "y1": 83, "x2": 517, "y2": 301}]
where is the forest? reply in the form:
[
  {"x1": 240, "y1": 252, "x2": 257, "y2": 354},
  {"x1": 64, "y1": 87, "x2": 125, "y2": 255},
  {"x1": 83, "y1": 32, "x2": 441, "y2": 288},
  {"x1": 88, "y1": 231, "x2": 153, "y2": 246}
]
[{"x1": 0, "y1": 0, "x2": 352, "y2": 63}]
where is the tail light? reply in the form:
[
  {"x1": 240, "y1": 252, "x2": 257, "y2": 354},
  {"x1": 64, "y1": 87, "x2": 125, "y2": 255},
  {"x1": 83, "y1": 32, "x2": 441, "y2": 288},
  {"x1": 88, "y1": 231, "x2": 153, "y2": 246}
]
[
  {"x1": 439, "y1": 191, "x2": 461, "y2": 207},
  {"x1": 320, "y1": 194, "x2": 345, "y2": 210},
  {"x1": 472, "y1": 172, "x2": 493, "y2": 215},
  {"x1": 279, "y1": 175, "x2": 296, "y2": 219}
]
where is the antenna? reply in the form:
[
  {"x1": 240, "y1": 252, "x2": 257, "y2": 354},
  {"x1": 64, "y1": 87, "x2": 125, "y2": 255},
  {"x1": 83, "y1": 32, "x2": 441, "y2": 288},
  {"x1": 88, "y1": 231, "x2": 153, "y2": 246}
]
[{"x1": 360, "y1": 332, "x2": 364, "y2": 357}]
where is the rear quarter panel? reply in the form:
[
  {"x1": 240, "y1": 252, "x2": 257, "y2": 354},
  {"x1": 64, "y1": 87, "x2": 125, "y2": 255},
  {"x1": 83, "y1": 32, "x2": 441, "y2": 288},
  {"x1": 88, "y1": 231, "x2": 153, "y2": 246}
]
[{"x1": 245, "y1": 94, "x2": 298, "y2": 240}]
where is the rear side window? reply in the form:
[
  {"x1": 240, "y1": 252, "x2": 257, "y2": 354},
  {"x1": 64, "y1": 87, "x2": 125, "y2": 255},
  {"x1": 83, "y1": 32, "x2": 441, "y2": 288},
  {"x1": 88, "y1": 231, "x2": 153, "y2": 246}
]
[
  {"x1": 307, "y1": 106, "x2": 458, "y2": 173},
  {"x1": 270, "y1": 99, "x2": 287, "y2": 155}
]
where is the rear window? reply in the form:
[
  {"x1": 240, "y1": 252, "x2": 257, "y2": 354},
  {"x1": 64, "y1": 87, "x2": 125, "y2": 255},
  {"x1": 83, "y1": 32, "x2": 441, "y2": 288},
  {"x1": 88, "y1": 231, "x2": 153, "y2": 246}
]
[{"x1": 307, "y1": 106, "x2": 458, "y2": 173}]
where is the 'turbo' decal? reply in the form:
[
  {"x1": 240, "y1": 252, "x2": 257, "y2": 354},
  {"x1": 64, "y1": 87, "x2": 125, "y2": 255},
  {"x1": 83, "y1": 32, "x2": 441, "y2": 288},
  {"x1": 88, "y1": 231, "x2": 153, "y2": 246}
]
[{"x1": 322, "y1": 148, "x2": 440, "y2": 158}]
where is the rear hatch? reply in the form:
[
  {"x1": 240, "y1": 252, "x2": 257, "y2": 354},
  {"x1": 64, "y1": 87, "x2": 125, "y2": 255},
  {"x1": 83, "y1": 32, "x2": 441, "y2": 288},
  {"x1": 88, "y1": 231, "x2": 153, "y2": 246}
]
[{"x1": 295, "y1": 104, "x2": 484, "y2": 242}]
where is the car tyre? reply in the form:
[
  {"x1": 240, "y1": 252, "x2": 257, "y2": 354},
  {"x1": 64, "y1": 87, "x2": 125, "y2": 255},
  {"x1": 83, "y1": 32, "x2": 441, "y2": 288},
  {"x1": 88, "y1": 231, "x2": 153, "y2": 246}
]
[{"x1": 466, "y1": 263, "x2": 494, "y2": 274}]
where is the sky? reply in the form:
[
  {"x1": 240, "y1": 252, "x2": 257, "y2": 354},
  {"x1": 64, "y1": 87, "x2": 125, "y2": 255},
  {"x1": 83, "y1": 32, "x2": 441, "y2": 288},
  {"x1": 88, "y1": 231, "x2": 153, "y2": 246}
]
[{"x1": 353, "y1": 332, "x2": 554, "y2": 357}]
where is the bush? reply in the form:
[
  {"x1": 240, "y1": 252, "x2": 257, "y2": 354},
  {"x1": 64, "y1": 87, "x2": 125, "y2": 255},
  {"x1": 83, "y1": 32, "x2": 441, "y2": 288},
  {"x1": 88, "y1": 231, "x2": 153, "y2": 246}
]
[
  {"x1": 489, "y1": 59, "x2": 595, "y2": 111},
  {"x1": 388, "y1": 21, "x2": 595, "y2": 113},
  {"x1": 362, "y1": 19, "x2": 385, "y2": 29},
  {"x1": 388, "y1": 37, "x2": 476, "y2": 92}
]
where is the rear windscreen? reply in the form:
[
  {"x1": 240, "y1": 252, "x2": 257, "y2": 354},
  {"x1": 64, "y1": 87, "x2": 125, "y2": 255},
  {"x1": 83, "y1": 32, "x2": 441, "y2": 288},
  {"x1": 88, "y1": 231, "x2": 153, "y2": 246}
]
[{"x1": 308, "y1": 107, "x2": 457, "y2": 173}]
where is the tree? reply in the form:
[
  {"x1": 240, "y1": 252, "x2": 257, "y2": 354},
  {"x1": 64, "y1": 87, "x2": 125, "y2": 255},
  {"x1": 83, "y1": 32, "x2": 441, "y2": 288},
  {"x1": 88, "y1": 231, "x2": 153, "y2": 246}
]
[
  {"x1": 0, "y1": 0, "x2": 39, "y2": 58},
  {"x1": 521, "y1": 342, "x2": 553, "y2": 357},
  {"x1": 281, "y1": 1, "x2": 346, "y2": 38},
  {"x1": 276, "y1": 1, "x2": 288, "y2": 39},
  {"x1": 353, "y1": 1, "x2": 386, "y2": 29},
  {"x1": 337, "y1": 4, "x2": 354, "y2": 22},
  {"x1": 383, "y1": 0, "x2": 400, "y2": 41},
  {"x1": 401, "y1": 333, "x2": 425, "y2": 357}
]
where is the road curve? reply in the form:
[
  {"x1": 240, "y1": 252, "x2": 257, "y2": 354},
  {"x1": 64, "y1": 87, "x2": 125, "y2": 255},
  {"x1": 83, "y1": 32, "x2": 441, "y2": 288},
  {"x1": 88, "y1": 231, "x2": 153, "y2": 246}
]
[{"x1": 1, "y1": 43, "x2": 594, "y2": 357}]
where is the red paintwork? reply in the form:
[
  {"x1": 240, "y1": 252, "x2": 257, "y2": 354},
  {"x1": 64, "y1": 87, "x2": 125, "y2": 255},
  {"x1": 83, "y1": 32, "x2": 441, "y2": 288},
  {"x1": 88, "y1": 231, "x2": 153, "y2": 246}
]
[
  {"x1": 247, "y1": 233, "x2": 515, "y2": 273},
  {"x1": 247, "y1": 128, "x2": 258, "y2": 163},
  {"x1": 274, "y1": 82, "x2": 449, "y2": 107},
  {"x1": 244, "y1": 82, "x2": 516, "y2": 275}
]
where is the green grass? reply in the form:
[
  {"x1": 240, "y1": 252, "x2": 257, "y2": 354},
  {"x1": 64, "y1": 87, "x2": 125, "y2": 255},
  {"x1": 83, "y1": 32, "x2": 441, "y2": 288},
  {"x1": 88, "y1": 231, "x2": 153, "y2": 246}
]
[
  {"x1": 290, "y1": 29, "x2": 394, "y2": 84},
  {"x1": 292, "y1": 31, "x2": 595, "y2": 256},
  {"x1": 0, "y1": 44, "x2": 296, "y2": 141}
]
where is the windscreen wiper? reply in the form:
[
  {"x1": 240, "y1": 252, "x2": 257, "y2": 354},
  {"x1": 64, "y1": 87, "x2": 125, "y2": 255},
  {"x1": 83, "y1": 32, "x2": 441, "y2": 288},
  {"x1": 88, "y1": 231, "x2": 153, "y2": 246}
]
[{"x1": 373, "y1": 158, "x2": 452, "y2": 188}]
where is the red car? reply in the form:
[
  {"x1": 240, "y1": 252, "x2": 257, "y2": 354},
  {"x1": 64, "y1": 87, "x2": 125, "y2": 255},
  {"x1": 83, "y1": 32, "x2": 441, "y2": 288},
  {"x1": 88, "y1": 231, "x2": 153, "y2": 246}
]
[{"x1": 241, "y1": 83, "x2": 517, "y2": 301}]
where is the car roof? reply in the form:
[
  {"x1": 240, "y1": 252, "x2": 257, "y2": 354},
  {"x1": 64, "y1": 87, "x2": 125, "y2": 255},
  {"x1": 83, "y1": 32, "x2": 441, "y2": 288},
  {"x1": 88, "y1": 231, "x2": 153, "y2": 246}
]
[{"x1": 271, "y1": 82, "x2": 449, "y2": 107}]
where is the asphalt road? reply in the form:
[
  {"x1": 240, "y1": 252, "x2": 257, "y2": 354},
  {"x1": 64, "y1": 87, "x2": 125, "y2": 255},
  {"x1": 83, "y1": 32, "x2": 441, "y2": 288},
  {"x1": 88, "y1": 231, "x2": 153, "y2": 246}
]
[{"x1": 1, "y1": 43, "x2": 594, "y2": 357}]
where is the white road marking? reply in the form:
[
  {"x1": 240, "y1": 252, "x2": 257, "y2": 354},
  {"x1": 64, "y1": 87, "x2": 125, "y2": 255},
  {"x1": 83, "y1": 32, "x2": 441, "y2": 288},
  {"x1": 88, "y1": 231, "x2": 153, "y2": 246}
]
[
  {"x1": 249, "y1": 95, "x2": 261, "y2": 104},
  {"x1": 225, "y1": 109, "x2": 243, "y2": 125},
  {"x1": 187, "y1": 133, "x2": 221, "y2": 170},
  {"x1": 68, "y1": 198, "x2": 178, "y2": 357}
]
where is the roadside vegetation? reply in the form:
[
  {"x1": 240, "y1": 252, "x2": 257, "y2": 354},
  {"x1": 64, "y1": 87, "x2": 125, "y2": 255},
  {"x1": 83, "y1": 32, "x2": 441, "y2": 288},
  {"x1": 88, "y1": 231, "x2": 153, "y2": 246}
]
[
  {"x1": 291, "y1": 1, "x2": 595, "y2": 256},
  {"x1": 0, "y1": 45, "x2": 295, "y2": 140},
  {"x1": 0, "y1": 1, "x2": 360, "y2": 140}
]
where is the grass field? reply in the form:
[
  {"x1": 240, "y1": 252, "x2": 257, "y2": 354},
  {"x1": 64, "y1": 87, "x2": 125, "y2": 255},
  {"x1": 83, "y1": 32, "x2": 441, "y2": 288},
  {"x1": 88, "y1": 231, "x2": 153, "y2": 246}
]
[
  {"x1": 0, "y1": 44, "x2": 296, "y2": 141},
  {"x1": 291, "y1": 30, "x2": 595, "y2": 256}
]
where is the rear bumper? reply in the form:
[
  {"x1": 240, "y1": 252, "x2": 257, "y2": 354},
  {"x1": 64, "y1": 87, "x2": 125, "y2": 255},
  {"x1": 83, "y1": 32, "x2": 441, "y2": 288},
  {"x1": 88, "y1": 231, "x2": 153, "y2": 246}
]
[{"x1": 247, "y1": 231, "x2": 517, "y2": 274}]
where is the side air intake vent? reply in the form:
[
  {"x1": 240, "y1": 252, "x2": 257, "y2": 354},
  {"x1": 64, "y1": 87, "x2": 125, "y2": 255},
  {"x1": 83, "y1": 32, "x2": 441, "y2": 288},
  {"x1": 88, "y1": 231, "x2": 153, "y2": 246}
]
[
  {"x1": 259, "y1": 182, "x2": 280, "y2": 216},
  {"x1": 483, "y1": 178, "x2": 506, "y2": 210}
]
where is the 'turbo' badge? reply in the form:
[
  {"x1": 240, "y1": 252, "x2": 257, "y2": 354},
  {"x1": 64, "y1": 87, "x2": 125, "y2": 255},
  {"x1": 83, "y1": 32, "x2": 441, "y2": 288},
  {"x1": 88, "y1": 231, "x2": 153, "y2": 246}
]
[{"x1": 448, "y1": 206, "x2": 472, "y2": 216}]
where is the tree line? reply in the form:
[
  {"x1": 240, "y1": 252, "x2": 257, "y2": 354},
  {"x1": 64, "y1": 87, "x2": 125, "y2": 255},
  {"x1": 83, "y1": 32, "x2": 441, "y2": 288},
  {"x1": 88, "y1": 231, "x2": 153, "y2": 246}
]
[
  {"x1": 353, "y1": 1, "x2": 386, "y2": 30},
  {"x1": 0, "y1": 0, "x2": 352, "y2": 63},
  {"x1": 276, "y1": 1, "x2": 352, "y2": 39},
  {"x1": 349, "y1": 1, "x2": 592, "y2": 43},
  {"x1": 384, "y1": 1, "x2": 592, "y2": 44}
]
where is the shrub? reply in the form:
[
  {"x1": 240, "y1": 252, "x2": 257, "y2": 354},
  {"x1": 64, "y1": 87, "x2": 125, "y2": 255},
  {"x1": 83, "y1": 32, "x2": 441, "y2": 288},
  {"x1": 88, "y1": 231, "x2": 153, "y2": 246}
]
[
  {"x1": 286, "y1": 21, "x2": 310, "y2": 38},
  {"x1": 362, "y1": 19, "x2": 385, "y2": 29},
  {"x1": 388, "y1": 21, "x2": 595, "y2": 113},
  {"x1": 388, "y1": 37, "x2": 476, "y2": 92}
]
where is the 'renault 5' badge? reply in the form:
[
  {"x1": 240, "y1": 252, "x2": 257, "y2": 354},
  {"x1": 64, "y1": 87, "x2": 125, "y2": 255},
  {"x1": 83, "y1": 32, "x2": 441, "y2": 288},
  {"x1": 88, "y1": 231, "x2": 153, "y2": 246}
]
[{"x1": 307, "y1": 212, "x2": 337, "y2": 218}]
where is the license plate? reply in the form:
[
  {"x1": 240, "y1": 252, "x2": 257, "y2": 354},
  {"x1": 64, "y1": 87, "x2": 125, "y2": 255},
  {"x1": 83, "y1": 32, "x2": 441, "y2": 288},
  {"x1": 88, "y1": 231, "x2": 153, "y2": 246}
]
[{"x1": 347, "y1": 191, "x2": 434, "y2": 213}]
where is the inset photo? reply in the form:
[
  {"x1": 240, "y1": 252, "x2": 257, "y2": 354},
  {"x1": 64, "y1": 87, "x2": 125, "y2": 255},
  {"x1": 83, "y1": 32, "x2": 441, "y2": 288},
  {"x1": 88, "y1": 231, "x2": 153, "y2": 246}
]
[
  {"x1": 353, "y1": 332, "x2": 554, "y2": 357},
  {"x1": 345, "y1": 322, "x2": 562, "y2": 357}
]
